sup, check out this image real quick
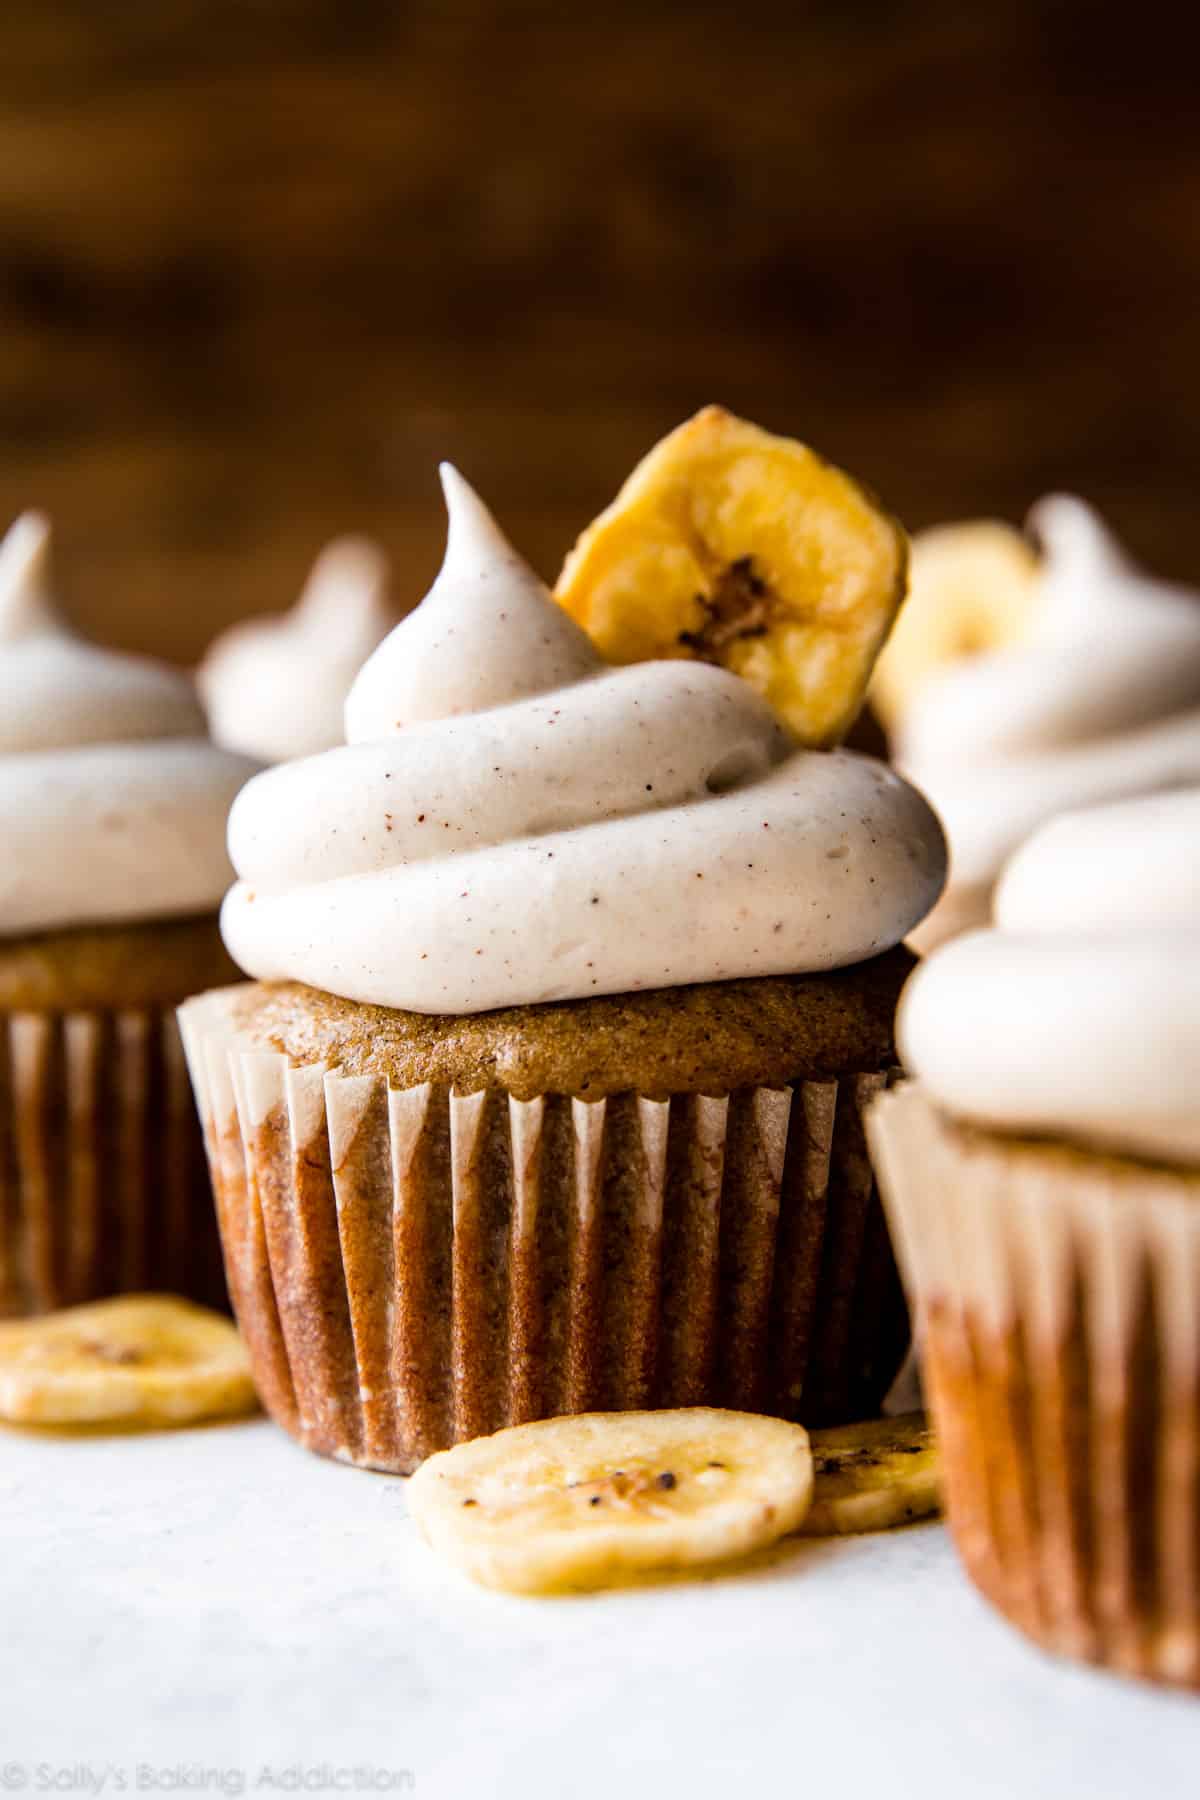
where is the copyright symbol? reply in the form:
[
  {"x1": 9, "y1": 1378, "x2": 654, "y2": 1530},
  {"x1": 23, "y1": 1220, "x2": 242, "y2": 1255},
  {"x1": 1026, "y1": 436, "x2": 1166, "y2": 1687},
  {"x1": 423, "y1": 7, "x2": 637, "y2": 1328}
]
[{"x1": 3, "y1": 1766, "x2": 27, "y2": 1791}]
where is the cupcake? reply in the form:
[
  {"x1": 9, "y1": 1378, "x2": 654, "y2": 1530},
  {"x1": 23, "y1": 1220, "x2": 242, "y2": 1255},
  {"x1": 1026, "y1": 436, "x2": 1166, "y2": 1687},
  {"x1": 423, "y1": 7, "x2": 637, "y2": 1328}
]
[
  {"x1": 883, "y1": 498, "x2": 1200, "y2": 949},
  {"x1": 198, "y1": 536, "x2": 394, "y2": 762},
  {"x1": 181, "y1": 446, "x2": 946, "y2": 1475},
  {"x1": 870, "y1": 787, "x2": 1200, "y2": 1687},
  {"x1": 0, "y1": 513, "x2": 257, "y2": 1315}
]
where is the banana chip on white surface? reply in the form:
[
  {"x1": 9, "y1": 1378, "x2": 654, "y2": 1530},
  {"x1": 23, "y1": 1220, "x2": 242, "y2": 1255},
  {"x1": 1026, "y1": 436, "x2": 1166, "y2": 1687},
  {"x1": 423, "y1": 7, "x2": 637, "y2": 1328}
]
[
  {"x1": 407, "y1": 1408, "x2": 815, "y2": 1593},
  {"x1": 555, "y1": 406, "x2": 908, "y2": 749},
  {"x1": 0, "y1": 1295, "x2": 258, "y2": 1429},
  {"x1": 800, "y1": 1413, "x2": 940, "y2": 1535}
]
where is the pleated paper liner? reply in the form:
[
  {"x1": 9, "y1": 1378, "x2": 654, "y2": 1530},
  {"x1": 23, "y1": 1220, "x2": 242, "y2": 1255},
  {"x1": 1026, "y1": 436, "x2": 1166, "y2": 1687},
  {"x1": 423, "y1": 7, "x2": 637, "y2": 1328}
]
[
  {"x1": 0, "y1": 1007, "x2": 227, "y2": 1318},
  {"x1": 869, "y1": 1083, "x2": 1200, "y2": 1690},
  {"x1": 179, "y1": 988, "x2": 909, "y2": 1474}
]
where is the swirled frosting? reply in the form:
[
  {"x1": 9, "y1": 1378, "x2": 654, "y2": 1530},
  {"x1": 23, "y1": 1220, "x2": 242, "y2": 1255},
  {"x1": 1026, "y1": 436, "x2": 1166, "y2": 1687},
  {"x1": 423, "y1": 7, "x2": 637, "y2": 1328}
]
[
  {"x1": 222, "y1": 467, "x2": 946, "y2": 1013},
  {"x1": 899, "y1": 498, "x2": 1200, "y2": 893},
  {"x1": 899, "y1": 787, "x2": 1200, "y2": 1166},
  {"x1": 0, "y1": 513, "x2": 259, "y2": 936},
  {"x1": 199, "y1": 537, "x2": 394, "y2": 762}
]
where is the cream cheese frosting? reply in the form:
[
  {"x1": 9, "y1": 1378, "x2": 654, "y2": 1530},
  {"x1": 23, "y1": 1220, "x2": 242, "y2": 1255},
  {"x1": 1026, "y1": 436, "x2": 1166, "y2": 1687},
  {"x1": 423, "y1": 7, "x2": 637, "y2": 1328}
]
[
  {"x1": 0, "y1": 513, "x2": 259, "y2": 936},
  {"x1": 199, "y1": 536, "x2": 394, "y2": 761},
  {"x1": 899, "y1": 788, "x2": 1200, "y2": 1166},
  {"x1": 899, "y1": 498, "x2": 1200, "y2": 892},
  {"x1": 222, "y1": 468, "x2": 946, "y2": 1013}
]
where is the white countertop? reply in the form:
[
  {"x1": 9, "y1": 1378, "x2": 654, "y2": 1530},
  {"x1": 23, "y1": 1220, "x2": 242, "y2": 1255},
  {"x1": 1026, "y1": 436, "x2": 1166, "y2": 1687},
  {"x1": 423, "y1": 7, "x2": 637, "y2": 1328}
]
[{"x1": 2, "y1": 1418, "x2": 1195, "y2": 1798}]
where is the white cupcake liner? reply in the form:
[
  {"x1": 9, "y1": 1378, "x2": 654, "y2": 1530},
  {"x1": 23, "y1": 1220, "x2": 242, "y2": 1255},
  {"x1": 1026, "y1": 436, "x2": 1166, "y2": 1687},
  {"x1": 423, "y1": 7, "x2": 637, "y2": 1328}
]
[
  {"x1": 870, "y1": 1083, "x2": 1200, "y2": 1689},
  {"x1": 181, "y1": 987, "x2": 909, "y2": 1473},
  {"x1": 0, "y1": 1006, "x2": 226, "y2": 1317}
]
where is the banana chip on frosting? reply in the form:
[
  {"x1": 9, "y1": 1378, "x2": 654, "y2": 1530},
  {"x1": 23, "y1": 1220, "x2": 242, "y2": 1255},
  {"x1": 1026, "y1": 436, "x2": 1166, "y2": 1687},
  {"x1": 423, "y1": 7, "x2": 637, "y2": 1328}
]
[
  {"x1": 555, "y1": 406, "x2": 908, "y2": 748},
  {"x1": 869, "y1": 520, "x2": 1039, "y2": 735}
]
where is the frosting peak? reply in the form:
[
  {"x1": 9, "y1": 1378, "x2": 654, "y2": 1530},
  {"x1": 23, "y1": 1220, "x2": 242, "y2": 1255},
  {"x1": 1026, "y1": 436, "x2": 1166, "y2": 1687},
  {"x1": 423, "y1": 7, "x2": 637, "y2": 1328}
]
[
  {"x1": 1027, "y1": 493, "x2": 1132, "y2": 627},
  {"x1": 0, "y1": 513, "x2": 257, "y2": 935},
  {"x1": 299, "y1": 535, "x2": 389, "y2": 622},
  {"x1": 0, "y1": 512, "x2": 56, "y2": 643},
  {"x1": 223, "y1": 475, "x2": 945, "y2": 1014},
  {"x1": 0, "y1": 514, "x2": 209, "y2": 755},
  {"x1": 344, "y1": 465, "x2": 600, "y2": 742},
  {"x1": 200, "y1": 535, "x2": 394, "y2": 762}
]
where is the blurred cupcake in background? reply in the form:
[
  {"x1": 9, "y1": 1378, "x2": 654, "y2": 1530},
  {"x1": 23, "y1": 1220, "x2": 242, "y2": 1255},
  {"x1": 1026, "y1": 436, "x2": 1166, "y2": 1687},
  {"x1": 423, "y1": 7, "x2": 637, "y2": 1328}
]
[
  {"x1": 869, "y1": 517, "x2": 1039, "y2": 751},
  {"x1": 198, "y1": 536, "x2": 395, "y2": 762},
  {"x1": 181, "y1": 421, "x2": 947, "y2": 1475},
  {"x1": 870, "y1": 786, "x2": 1200, "y2": 1687},
  {"x1": 873, "y1": 498, "x2": 1200, "y2": 950},
  {"x1": 0, "y1": 513, "x2": 257, "y2": 1315}
]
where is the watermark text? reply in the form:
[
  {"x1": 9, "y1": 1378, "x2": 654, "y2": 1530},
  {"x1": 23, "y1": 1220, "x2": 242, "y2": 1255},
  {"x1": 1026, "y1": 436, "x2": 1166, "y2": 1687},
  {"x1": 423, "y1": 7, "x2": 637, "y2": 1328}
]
[{"x1": 1, "y1": 1766, "x2": 414, "y2": 1796}]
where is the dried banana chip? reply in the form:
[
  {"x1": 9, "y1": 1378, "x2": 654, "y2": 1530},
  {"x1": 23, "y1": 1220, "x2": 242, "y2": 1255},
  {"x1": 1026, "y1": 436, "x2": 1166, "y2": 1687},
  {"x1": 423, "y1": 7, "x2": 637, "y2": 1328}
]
[
  {"x1": 0, "y1": 1294, "x2": 258, "y2": 1429},
  {"x1": 799, "y1": 1412, "x2": 940, "y2": 1535},
  {"x1": 870, "y1": 520, "x2": 1038, "y2": 734},
  {"x1": 406, "y1": 1407, "x2": 814, "y2": 1593},
  {"x1": 555, "y1": 406, "x2": 907, "y2": 748}
]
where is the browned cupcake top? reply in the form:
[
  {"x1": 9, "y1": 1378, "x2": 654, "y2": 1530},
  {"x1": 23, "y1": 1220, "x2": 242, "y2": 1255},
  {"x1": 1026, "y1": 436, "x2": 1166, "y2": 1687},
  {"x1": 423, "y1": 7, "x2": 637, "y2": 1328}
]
[
  {"x1": 222, "y1": 946, "x2": 913, "y2": 1099},
  {"x1": 896, "y1": 1083, "x2": 1200, "y2": 1185},
  {"x1": 0, "y1": 915, "x2": 240, "y2": 1012}
]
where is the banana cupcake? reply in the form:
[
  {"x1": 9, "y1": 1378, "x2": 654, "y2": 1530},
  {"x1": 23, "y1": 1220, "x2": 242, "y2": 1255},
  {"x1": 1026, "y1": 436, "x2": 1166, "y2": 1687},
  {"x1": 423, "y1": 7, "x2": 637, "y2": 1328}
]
[
  {"x1": 870, "y1": 787, "x2": 1200, "y2": 1687},
  {"x1": 882, "y1": 499, "x2": 1200, "y2": 949},
  {"x1": 0, "y1": 513, "x2": 257, "y2": 1315},
  {"x1": 198, "y1": 536, "x2": 394, "y2": 762},
  {"x1": 181, "y1": 438, "x2": 946, "y2": 1475}
]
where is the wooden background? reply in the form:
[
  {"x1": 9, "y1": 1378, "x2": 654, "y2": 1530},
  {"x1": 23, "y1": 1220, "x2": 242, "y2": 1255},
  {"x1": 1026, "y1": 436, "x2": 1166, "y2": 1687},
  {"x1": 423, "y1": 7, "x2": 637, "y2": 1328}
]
[{"x1": 2, "y1": 0, "x2": 1198, "y2": 662}]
